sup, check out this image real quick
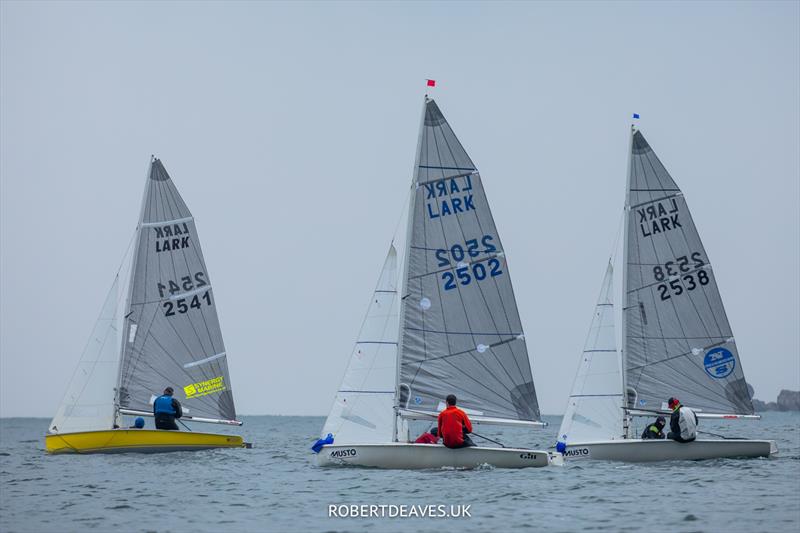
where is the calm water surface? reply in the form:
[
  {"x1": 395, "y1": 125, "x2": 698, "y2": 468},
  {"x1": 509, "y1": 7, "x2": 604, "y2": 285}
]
[{"x1": 1, "y1": 414, "x2": 798, "y2": 532}]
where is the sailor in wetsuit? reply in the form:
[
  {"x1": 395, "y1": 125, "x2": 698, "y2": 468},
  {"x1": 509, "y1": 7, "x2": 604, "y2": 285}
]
[
  {"x1": 640, "y1": 416, "x2": 666, "y2": 439},
  {"x1": 666, "y1": 397, "x2": 698, "y2": 443},
  {"x1": 153, "y1": 387, "x2": 183, "y2": 430},
  {"x1": 414, "y1": 427, "x2": 439, "y2": 444}
]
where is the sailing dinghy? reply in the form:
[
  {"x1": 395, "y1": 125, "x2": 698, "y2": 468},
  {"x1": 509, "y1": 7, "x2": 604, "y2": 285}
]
[
  {"x1": 315, "y1": 97, "x2": 555, "y2": 469},
  {"x1": 556, "y1": 128, "x2": 776, "y2": 462},
  {"x1": 46, "y1": 158, "x2": 247, "y2": 454}
]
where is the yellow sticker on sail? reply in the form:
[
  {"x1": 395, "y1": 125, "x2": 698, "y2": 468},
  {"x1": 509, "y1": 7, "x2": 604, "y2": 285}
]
[{"x1": 184, "y1": 376, "x2": 225, "y2": 399}]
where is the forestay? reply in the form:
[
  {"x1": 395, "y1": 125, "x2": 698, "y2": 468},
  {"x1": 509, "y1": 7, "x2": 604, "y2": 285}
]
[
  {"x1": 397, "y1": 99, "x2": 540, "y2": 424},
  {"x1": 116, "y1": 159, "x2": 237, "y2": 422},
  {"x1": 558, "y1": 263, "x2": 623, "y2": 444},
  {"x1": 623, "y1": 131, "x2": 752, "y2": 415}
]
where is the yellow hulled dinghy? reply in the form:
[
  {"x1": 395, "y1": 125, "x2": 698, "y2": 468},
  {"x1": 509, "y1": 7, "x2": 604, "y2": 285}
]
[
  {"x1": 46, "y1": 429, "x2": 244, "y2": 454},
  {"x1": 46, "y1": 158, "x2": 247, "y2": 454}
]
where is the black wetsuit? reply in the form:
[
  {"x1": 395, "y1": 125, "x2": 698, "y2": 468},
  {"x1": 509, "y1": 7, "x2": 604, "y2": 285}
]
[
  {"x1": 641, "y1": 423, "x2": 665, "y2": 439},
  {"x1": 451, "y1": 428, "x2": 476, "y2": 448}
]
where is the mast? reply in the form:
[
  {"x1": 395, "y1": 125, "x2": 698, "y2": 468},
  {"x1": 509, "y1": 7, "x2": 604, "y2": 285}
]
[
  {"x1": 620, "y1": 125, "x2": 635, "y2": 439},
  {"x1": 113, "y1": 156, "x2": 153, "y2": 426},
  {"x1": 393, "y1": 96, "x2": 428, "y2": 442}
]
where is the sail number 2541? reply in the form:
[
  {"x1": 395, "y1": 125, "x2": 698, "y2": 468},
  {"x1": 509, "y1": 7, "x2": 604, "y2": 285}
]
[
  {"x1": 157, "y1": 272, "x2": 213, "y2": 316},
  {"x1": 435, "y1": 235, "x2": 504, "y2": 291},
  {"x1": 653, "y1": 252, "x2": 710, "y2": 301}
]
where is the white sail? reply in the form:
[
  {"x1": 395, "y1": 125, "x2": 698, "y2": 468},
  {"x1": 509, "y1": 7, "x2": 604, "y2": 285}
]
[
  {"x1": 558, "y1": 263, "x2": 623, "y2": 445},
  {"x1": 322, "y1": 245, "x2": 401, "y2": 443},
  {"x1": 49, "y1": 278, "x2": 121, "y2": 434}
]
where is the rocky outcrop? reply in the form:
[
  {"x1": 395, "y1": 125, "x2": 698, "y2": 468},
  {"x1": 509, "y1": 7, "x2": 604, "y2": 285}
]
[
  {"x1": 750, "y1": 389, "x2": 800, "y2": 412},
  {"x1": 752, "y1": 399, "x2": 779, "y2": 412},
  {"x1": 777, "y1": 390, "x2": 800, "y2": 411}
]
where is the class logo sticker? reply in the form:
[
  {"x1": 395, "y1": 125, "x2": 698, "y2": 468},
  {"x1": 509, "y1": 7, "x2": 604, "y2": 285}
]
[
  {"x1": 703, "y1": 347, "x2": 735, "y2": 379},
  {"x1": 184, "y1": 376, "x2": 226, "y2": 399}
]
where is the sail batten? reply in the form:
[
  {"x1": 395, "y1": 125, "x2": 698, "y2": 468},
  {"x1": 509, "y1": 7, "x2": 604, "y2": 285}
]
[{"x1": 141, "y1": 216, "x2": 194, "y2": 227}]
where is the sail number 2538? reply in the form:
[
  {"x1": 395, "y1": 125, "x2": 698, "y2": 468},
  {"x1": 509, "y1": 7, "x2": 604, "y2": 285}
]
[
  {"x1": 653, "y1": 252, "x2": 709, "y2": 301},
  {"x1": 436, "y1": 235, "x2": 503, "y2": 291}
]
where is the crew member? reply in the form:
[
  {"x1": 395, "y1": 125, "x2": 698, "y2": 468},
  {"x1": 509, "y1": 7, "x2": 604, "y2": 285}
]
[
  {"x1": 153, "y1": 387, "x2": 183, "y2": 430},
  {"x1": 437, "y1": 394, "x2": 475, "y2": 449},
  {"x1": 129, "y1": 417, "x2": 146, "y2": 429},
  {"x1": 666, "y1": 397, "x2": 697, "y2": 443},
  {"x1": 640, "y1": 416, "x2": 666, "y2": 439},
  {"x1": 414, "y1": 427, "x2": 439, "y2": 444}
]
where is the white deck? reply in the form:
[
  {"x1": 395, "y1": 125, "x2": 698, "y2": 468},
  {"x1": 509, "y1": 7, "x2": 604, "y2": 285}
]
[
  {"x1": 561, "y1": 438, "x2": 777, "y2": 462},
  {"x1": 316, "y1": 442, "x2": 554, "y2": 469}
]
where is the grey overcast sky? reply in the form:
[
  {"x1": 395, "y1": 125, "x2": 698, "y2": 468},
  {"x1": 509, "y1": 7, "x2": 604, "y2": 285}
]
[{"x1": 1, "y1": 1, "x2": 798, "y2": 418}]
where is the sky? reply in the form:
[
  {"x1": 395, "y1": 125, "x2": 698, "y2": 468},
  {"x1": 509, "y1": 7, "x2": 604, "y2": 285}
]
[{"x1": 1, "y1": 1, "x2": 798, "y2": 418}]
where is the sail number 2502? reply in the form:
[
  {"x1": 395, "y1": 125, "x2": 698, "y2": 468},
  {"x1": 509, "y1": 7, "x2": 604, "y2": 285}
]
[
  {"x1": 653, "y1": 252, "x2": 709, "y2": 301},
  {"x1": 436, "y1": 235, "x2": 503, "y2": 291}
]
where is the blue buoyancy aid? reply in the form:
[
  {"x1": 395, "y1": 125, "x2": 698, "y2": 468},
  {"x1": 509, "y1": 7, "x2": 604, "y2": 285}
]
[{"x1": 153, "y1": 395, "x2": 176, "y2": 415}]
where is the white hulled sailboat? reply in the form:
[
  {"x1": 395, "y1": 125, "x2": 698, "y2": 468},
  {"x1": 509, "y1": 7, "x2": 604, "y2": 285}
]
[
  {"x1": 557, "y1": 127, "x2": 776, "y2": 462},
  {"x1": 314, "y1": 97, "x2": 556, "y2": 469}
]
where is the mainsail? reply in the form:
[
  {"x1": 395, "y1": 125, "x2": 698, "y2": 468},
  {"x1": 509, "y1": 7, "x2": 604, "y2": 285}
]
[
  {"x1": 558, "y1": 263, "x2": 623, "y2": 444},
  {"x1": 623, "y1": 130, "x2": 753, "y2": 415},
  {"x1": 116, "y1": 159, "x2": 237, "y2": 422},
  {"x1": 397, "y1": 98, "x2": 540, "y2": 424}
]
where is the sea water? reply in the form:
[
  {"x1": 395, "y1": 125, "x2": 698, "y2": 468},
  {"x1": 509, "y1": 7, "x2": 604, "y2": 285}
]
[{"x1": 1, "y1": 413, "x2": 798, "y2": 532}]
